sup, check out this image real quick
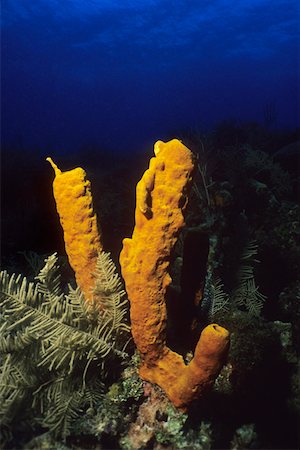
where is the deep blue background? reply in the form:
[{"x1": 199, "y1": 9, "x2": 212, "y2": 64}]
[{"x1": 1, "y1": 0, "x2": 299, "y2": 153}]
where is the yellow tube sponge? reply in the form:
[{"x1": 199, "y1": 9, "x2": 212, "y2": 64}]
[
  {"x1": 47, "y1": 157, "x2": 102, "y2": 302},
  {"x1": 120, "y1": 139, "x2": 230, "y2": 410}
]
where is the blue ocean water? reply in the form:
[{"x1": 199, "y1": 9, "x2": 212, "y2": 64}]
[{"x1": 1, "y1": 0, "x2": 299, "y2": 153}]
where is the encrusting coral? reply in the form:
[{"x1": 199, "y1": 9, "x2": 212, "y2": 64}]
[
  {"x1": 120, "y1": 139, "x2": 230, "y2": 410},
  {"x1": 47, "y1": 157, "x2": 102, "y2": 302}
]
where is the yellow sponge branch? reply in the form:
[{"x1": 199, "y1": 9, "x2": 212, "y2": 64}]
[
  {"x1": 120, "y1": 139, "x2": 230, "y2": 410},
  {"x1": 46, "y1": 139, "x2": 229, "y2": 410},
  {"x1": 46, "y1": 157, "x2": 62, "y2": 176},
  {"x1": 47, "y1": 158, "x2": 103, "y2": 302}
]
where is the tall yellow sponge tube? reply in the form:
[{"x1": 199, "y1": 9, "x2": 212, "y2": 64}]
[
  {"x1": 47, "y1": 157, "x2": 102, "y2": 302},
  {"x1": 120, "y1": 139, "x2": 230, "y2": 410}
]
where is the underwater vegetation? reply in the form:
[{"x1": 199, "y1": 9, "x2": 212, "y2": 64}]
[
  {"x1": 0, "y1": 124, "x2": 299, "y2": 449},
  {"x1": 0, "y1": 251, "x2": 130, "y2": 443}
]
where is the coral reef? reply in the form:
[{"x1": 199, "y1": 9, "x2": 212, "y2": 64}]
[
  {"x1": 1, "y1": 126, "x2": 299, "y2": 449},
  {"x1": 121, "y1": 383, "x2": 213, "y2": 450},
  {"x1": 120, "y1": 139, "x2": 230, "y2": 410}
]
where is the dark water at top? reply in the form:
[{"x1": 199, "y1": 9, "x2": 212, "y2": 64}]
[{"x1": 1, "y1": 0, "x2": 299, "y2": 154}]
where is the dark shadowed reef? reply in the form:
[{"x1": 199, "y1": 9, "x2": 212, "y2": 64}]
[{"x1": 0, "y1": 121, "x2": 299, "y2": 450}]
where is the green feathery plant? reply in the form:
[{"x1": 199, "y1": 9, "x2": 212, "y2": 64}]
[
  {"x1": 230, "y1": 240, "x2": 266, "y2": 317},
  {"x1": 205, "y1": 274, "x2": 230, "y2": 319},
  {"x1": 0, "y1": 252, "x2": 130, "y2": 442},
  {"x1": 204, "y1": 241, "x2": 266, "y2": 321}
]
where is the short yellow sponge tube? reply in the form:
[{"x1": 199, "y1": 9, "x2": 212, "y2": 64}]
[
  {"x1": 120, "y1": 139, "x2": 230, "y2": 410},
  {"x1": 47, "y1": 157, "x2": 102, "y2": 302}
]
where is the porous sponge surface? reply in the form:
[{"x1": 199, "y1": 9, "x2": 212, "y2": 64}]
[
  {"x1": 120, "y1": 139, "x2": 229, "y2": 410},
  {"x1": 47, "y1": 157, "x2": 102, "y2": 302}
]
